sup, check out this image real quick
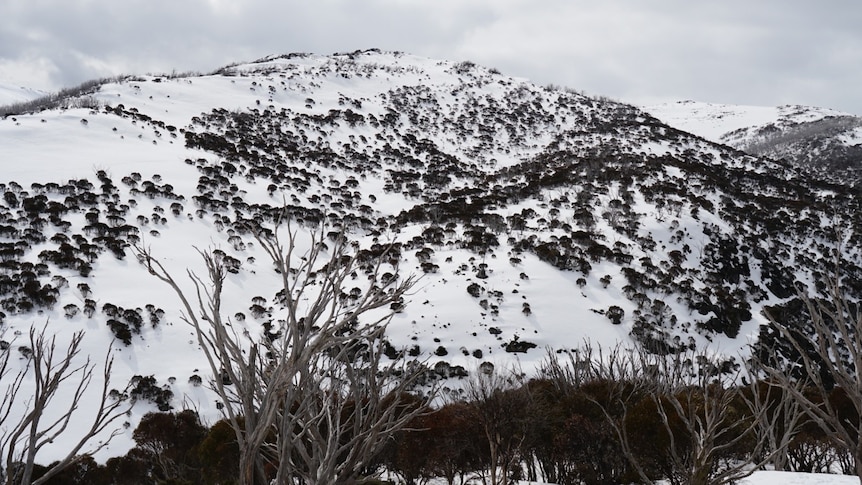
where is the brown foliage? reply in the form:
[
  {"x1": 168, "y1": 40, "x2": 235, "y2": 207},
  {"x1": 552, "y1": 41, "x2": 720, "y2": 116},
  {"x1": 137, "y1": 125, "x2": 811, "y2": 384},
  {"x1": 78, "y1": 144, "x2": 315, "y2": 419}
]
[
  {"x1": 390, "y1": 402, "x2": 485, "y2": 485},
  {"x1": 132, "y1": 409, "x2": 208, "y2": 483}
]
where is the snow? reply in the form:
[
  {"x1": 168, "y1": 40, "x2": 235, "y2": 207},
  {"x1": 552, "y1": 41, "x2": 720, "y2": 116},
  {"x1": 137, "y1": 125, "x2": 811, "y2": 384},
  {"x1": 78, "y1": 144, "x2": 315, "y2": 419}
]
[
  {"x1": 0, "y1": 82, "x2": 45, "y2": 106},
  {"x1": 742, "y1": 471, "x2": 860, "y2": 485},
  {"x1": 0, "y1": 52, "x2": 606, "y2": 462},
  {"x1": 837, "y1": 126, "x2": 862, "y2": 147},
  {"x1": 642, "y1": 100, "x2": 853, "y2": 144},
  {"x1": 644, "y1": 100, "x2": 787, "y2": 142}
]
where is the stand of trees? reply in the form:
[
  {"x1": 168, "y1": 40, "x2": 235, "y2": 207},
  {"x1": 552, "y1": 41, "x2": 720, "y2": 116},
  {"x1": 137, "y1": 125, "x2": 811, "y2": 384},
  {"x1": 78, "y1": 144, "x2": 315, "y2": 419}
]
[
  {"x1": 15, "y1": 346, "x2": 861, "y2": 485},
  {"x1": 757, "y1": 276, "x2": 862, "y2": 480}
]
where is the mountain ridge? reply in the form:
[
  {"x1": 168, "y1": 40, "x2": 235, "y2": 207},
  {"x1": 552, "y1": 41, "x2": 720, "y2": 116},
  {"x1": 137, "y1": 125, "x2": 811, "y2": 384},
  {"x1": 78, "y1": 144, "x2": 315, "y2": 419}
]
[{"x1": 645, "y1": 100, "x2": 862, "y2": 183}]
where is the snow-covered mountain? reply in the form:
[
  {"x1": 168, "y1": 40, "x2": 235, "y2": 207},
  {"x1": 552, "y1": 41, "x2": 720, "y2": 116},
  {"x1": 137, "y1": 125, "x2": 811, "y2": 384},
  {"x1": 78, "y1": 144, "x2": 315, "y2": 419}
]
[
  {"x1": 2, "y1": 49, "x2": 862, "y2": 461},
  {"x1": 0, "y1": 81, "x2": 45, "y2": 106},
  {"x1": 645, "y1": 100, "x2": 862, "y2": 181}
]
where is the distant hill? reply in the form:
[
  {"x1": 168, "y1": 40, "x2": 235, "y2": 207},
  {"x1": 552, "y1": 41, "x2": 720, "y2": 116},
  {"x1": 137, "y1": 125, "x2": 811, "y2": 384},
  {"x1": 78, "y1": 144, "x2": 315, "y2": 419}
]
[{"x1": 645, "y1": 100, "x2": 862, "y2": 183}]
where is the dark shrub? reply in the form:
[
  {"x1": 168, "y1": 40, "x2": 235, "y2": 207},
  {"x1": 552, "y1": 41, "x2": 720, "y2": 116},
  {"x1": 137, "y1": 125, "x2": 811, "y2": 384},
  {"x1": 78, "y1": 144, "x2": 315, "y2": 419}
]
[
  {"x1": 129, "y1": 375, "x2": 173, "y2": 411},
  {"x1": 606, "y1": 305, "x2": 625, "y2": 325},
  {"x1": 133, "y1": 410, "x2": 207, "y2": 483},
  {"x1": 197, "y1": 419, "x2": 240, "y2": 484}
]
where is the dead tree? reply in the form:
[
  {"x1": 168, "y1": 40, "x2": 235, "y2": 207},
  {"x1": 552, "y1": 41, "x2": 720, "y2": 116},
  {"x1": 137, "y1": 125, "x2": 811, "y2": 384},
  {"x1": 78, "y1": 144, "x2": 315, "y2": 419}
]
[
  {"x1": 645, "y1": 354, "x2": 758, "y2": 485},
  {"x1": 544, "y1": 344, "x2": 785, "y2": 485},
  {"x1": 272, "y1": 328, "x2": 428, "y2": 485},
  {"x1": 741, "y1": 361, "x2": 807, "y2": 472},
  {"x1": 0, "y1": 326, "x2": 128, "y2": 485},
  {"x1": 757, "y1": 277, "x2": 862, "y2": 482},
  {"x1": 554, "y1": 345, "x2": 660, "y2": 483},
  {"x1": 460, "y1": 367, "x2": 529, "y2": 485},
  {"x1": 136, "y1": 222, "x2": 428, "y2": 485}
]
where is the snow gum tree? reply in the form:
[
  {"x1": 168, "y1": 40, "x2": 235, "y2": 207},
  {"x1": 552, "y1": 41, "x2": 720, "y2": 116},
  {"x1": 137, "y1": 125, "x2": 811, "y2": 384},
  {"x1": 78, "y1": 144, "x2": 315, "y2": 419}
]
[
  {"x1": 461, "y1": 367, "x2": 529, "y2": 485},
  {"x1": 541, "y1": 345, "x2": 793, "y2": 485},
  {"x1": 0, "y1": 326, "x2": 129, "y2": 485},
  {"x1": 756, "y1": 275, "x2": 862, "y2": 484},
  {"x1": 135, "y1": 219, "x2": 430, "y2": 485}
]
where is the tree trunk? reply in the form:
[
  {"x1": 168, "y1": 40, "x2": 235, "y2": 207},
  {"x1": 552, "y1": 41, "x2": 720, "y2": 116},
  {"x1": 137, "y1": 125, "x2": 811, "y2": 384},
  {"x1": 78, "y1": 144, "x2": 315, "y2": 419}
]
[
  {"x1": 234, "y1": 421, "x2": 270, "y2": 485},
  {"x1": 855, "y1": 440, "x2": 862, "y2": 485},
  {"x1": 771, "y1": 435, "x2": 788, "y2": 472},
  {"x1": 488, "y1": 443, "x2": 498, "y2": 485},
  {"x1": 239, "y1": 452, "x2": 256, "y2": 485}
]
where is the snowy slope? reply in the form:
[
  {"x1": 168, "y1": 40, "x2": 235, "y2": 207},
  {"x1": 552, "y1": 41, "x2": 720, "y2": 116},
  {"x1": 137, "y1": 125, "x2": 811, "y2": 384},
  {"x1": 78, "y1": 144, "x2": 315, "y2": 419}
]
[
  {"x1": 0, "y1": 81, "x2": 45, "y2": 106},
  {"x1": 643, "y1": 100, "x2": 850, "y2": 143},
  {"x1": 644, "y1": 100, "x2": 862, "y2": 179},
  {"x1": 2, "y1": 50, "x2": 862, "y2": 464}
]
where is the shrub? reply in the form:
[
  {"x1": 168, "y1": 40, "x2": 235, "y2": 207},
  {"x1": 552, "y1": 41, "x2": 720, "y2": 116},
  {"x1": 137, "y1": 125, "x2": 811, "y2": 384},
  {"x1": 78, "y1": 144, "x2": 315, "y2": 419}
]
[
  {"x1": 132, "y1": 410, "x2": 207, "y2": 483},
  {"x1": 63, "y1": 303, "x2": 79, "y2": 319},
  {"x1": 34, "y1": 455, "x2": 109, "y2": 484},
  {"x1": 197, "y1": 419, "x2": 240, "y2": 484},
  {"x1": 504, "y1": 336, "x2": 537, "y2": 353},
  {"x1": 107, "y1": 319, "x2": 132, "y2": 345},
  {"x1": 606, "y1": 305, "x2": 625, "y2": 325},
  {"x1": 553, "y1": 413, "x2": 627, "y2": 485},
  {"x1": 129, "y1": 375, "x2": 173, "y2": 411}
]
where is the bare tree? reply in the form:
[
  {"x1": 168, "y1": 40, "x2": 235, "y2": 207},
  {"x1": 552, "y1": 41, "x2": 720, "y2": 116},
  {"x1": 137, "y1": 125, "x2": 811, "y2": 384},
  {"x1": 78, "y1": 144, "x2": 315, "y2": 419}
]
[
  {"x1": 741, "y1": 362, "x2": 807, "y2": 472},
  {"x1": 0, "y1": 325, "x2": 129, "y2": 485},
  {"x1": 756, "y1": 276, "x2": 862, "y2": 482},
  {"x1": 136, "y1": 221, "x2": 429, "y2": 485},
  {"x1": 541, "y1": 345, "x2": 659, "y2": 483},
  {"x1": 460, "y1": 367, "x2": 528, "y2": 485},
  {"x1": 272, "y1": 328, "x2": 428, "y2": 485},
  {"x1": 543, "y1": 344, "x2": 786, "y2": 485},
  {"x1": 137, "y1": 246, "x2": 273, "y2": 485},
  {"x1": 646, "y1": 356, "x2": 758, "y2": 485}
]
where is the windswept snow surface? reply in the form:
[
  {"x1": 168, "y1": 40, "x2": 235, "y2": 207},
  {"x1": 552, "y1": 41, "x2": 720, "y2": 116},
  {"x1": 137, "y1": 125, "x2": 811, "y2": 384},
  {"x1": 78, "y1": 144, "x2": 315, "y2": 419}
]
[
  {"x1": 643, "y1": 101, "x2": 790, "y2": 142},
  {"x1": 643, "y1": 100, "x2": 862, "y2": 154},
  {"x1": 0, "y1": 51, "x2": 622, "y2": 462},
  {"x1": 643, "y1": 100, "x2": 851, "y2": 144},
  {"x1": 0, "y1": 82, "x2": 45, "y2": 106}
]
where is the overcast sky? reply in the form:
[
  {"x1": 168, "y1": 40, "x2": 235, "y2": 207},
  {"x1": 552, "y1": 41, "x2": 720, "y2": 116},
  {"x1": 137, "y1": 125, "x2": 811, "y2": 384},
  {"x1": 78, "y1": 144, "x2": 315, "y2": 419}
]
[{"x1": 1, "y1": 0, "x2": 860, "y2": 115}]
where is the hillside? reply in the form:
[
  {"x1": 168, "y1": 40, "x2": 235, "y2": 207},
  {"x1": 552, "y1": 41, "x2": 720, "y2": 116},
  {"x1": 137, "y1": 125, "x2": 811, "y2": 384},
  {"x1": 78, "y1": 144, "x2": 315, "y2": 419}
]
[
  {"x1": 2, "y1": 49, "x2": 862, "y2": 460},
  {"x1": 0, "y1": 81, "x2": 45, "y2": 106},
  {"x1": 645, "y1": 100, "x2": 862, "y2": 182}
]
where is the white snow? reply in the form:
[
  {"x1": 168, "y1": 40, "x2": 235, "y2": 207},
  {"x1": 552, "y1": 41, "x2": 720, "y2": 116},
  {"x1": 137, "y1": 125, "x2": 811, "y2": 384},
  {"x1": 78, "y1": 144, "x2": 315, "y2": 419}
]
[
  {"x1": 742, "y1": 471, "x2": 860, "y2": 485},
  {"x1": 642, "y1": 100, "x2": 853, "y2": 145},
  {"x1": 0, "y1": 82, "x2": 45, "y2": 106},
  {"x1": 837, "y1": 126, "x2": 862, "y2": 147}
]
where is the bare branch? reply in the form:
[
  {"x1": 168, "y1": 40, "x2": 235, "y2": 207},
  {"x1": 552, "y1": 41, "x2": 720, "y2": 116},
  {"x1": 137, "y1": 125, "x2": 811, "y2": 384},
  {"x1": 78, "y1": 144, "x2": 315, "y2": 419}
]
[
  {"x1": 0, "y1": 325, "x2": 130, "y2": 485},
  {"x1": 135, "y1": 220, "x2": 428, "y2": 485},
  {"x1": 757, "y1": 275, "x2": 862, "y2": 479}
]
